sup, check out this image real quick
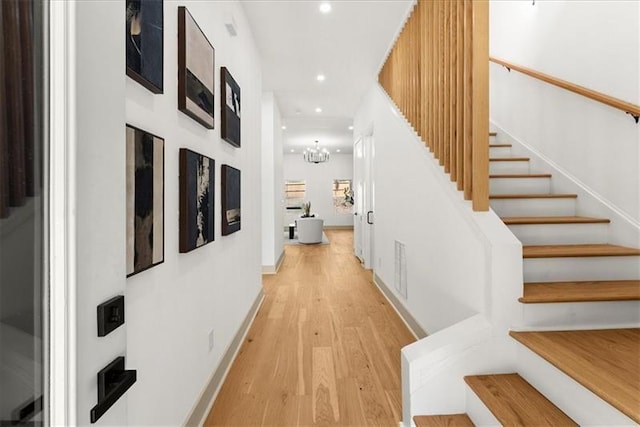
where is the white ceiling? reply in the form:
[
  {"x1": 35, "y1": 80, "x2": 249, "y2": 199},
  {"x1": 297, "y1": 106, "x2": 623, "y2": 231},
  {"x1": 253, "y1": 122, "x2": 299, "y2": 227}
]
[{"x1": 241, "y1": 0, "x2": 413, "y2": 154}]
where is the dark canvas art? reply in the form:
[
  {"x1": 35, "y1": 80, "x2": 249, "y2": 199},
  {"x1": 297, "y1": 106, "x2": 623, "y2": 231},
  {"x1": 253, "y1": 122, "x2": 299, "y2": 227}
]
[
  {"x1": 221, "y1": 67, "x2": 241, "y2": 147},
  {"x1": 126, "y1": 125, "x2": 164, "y2": 276},
  {"x1": 126, "y1": 0, "x2": 163, "y2": 94},
  {"x1": 179, "y1": 149, "x2": 215, "y2": 252},
  {"x1": 221, "y1": 165, "x2": 240, "y2": 236},
  {"x1": 178, "y1": 7, "x2": 214, "y2": 129}
]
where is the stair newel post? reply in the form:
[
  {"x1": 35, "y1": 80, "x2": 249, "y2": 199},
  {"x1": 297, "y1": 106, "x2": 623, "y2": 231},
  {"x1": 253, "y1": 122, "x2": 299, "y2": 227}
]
[{"x1": 471, "y1": 0, "x2": 489, "y2": 211}]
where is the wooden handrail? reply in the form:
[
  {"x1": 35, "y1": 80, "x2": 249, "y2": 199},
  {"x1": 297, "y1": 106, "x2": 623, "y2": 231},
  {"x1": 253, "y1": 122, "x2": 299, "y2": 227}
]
[{"x1": 490, "y1": 57, "x2": 640, "y2": 121}]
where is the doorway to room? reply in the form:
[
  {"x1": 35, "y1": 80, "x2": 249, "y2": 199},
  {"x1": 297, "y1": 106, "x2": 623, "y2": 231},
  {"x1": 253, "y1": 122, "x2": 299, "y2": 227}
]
[{"x1": 353, "y1": 134, "x2": 374, "y2": 270}]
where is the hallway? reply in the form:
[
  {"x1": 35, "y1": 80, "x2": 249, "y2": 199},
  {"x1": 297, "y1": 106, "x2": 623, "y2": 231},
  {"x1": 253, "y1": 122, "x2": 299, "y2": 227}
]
[{"x1": 205, "y1": 230, "x2": 416, "y2": 426}]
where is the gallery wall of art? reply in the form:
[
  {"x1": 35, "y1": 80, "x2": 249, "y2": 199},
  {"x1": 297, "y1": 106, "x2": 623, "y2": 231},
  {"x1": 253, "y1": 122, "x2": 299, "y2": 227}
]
[{"x1": 74, "y1": 1, "x2": 264, "y2": 425}]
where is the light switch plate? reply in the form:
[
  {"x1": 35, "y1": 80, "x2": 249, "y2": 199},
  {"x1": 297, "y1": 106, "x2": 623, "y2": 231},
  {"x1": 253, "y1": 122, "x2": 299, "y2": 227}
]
[{"x1": 97, "y1": 295, "x2": 125, "y2": 337}]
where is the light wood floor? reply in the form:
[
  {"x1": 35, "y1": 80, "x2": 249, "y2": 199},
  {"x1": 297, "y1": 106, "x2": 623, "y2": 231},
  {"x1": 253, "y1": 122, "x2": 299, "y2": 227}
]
[{"x1": 205, "y1": 230, "x2": 416, "y2": 426}]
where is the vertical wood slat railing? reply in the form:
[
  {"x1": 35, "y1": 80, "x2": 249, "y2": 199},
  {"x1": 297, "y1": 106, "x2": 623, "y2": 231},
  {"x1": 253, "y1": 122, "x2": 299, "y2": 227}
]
[{"x1": 379, "y1": 0, "x2": 489, "y2": 211}]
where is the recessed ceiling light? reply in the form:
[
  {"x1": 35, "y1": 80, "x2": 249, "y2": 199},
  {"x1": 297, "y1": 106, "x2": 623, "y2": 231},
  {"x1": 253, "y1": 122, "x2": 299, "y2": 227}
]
[
  {"x1": 319, "y1": 2, "x2": 332, "y2": 14},
  {"x1": 281, "y1": 125, "x2": 287, "y2": 130},
  {"x1": 290, "y1": 149, "x2": 294, "y2": 153},
  {"x1": 316, "y1": 74, "x2": 325, "y2": 82},
  {"x1": 315, "y1": 107, "x2": 322, "y2": 113},
  {"x1": 348, "y1": 125, "x2": 354, "y2": 130},
  {"x1": 336, "y1": 149, "x2": 341, "y2": 153}
]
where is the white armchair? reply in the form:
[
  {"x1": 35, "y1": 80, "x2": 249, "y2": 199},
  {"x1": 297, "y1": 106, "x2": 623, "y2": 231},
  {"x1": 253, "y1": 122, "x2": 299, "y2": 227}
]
[{"x1": 296, "y1": 217, "x2": 324, "y2": 244}]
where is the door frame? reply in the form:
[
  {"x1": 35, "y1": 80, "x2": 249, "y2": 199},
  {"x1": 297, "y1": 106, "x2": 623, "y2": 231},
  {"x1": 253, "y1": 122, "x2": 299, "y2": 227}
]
[
  {"x1": 353, "y1": 130, "x2": 375, "y2": 270},
  {"x1": 48, "y1": 1, "x2": 77, "y2": 424}
]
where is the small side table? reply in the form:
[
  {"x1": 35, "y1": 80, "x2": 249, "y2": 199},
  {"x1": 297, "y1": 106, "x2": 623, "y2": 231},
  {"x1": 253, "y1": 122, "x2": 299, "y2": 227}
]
[{"x1": 288, "y1": 223, "x2": 295, "y2": 239}]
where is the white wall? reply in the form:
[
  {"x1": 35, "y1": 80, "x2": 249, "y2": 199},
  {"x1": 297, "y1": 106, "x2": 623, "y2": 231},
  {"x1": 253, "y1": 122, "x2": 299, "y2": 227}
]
[
  {"x1": 74, "y1": 1, "x2": 264, "y2": 425},
  {"x1": 353, "y1": 85, "x2": 521, "y2": 334},
  {"x1": 490, "y1": 0, "x2": 640, "y2": 224},
  {"x1": 261, "y1": 93, "x2": 284, "y2": 269},
  {"x1": 75, "y1": 1, "x2": 128, "y2": 425},
  {"x1": 283, "y1": 153, "x2": 354, "y2": 227}
]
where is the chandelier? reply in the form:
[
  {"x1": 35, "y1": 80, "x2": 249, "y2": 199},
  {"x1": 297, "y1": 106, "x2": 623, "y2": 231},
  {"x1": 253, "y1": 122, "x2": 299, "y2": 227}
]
[{"x1": 303, "y1": 140, "x2": 330, "y2": 164}]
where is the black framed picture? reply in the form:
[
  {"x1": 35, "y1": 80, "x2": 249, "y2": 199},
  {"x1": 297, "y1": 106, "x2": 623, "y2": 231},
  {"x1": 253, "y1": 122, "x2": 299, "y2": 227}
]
[
  {"x1": 221, "y1": 67, "x2": 240, "y2": 147},
  {"x1": 178, "y1": 6, "x2": 215, "y2": 129},
  {"x1": 126, "y1": 125, "x2": 164, "y2": 277},
  {"x1": 221, "y1": 165, "x2": 240, "y2": 235},
  {"x1": 126, "y1": 0, "x2": 164, "y2": 94},
  {"x1": 179, "y1": 149, "x2": 215, "y2": 253}
]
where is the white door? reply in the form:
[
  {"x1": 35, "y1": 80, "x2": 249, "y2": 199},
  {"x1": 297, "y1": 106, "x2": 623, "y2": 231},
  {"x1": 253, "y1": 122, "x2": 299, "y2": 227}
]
[
  {"x1": 354, "y1": 138, "x2": 364, "y2": 262},
  {"x1": 353, "y1": 135, "x2": 374, "y2": 269}
]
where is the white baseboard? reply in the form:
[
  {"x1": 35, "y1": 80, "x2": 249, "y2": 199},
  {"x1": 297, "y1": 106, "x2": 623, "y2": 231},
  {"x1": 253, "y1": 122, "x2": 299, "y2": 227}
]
[
  {"x1": 261, "y1": 250, "x2": 285, "y2": 275},
  {"x1": 183, "y1": 288, "x2": 265, "y2": 426},
  {"x1": 373, "y1": 273, "x2": 428, "y2": 339}
]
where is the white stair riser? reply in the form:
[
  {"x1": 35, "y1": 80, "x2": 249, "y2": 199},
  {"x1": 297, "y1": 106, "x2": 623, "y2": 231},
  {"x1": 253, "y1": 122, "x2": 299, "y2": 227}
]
[
  {"x1": 490, "y1": 198, "x2": 576, "y2": 217},
  {"x1": 489, "y1": 160, "x2": 530, "y2": 174},
  {"x1": 515, "y1": 343, "x2": 638, "y2": 426},
  {"x1": 522, "y1": 300, "x2": 640, "y2": 328},
  {"x1": 524, "y1": 257, "x2": 640, "y2": 282},
  {"x1": 489, "y1": 146, "x2": 512, "y2": 158},
  {"x1": 508, "y1": 223, "x2": 609, "y2": 245},
  {"x1": 465, "y1": 386, "x2": 500, "y2": 427},
  {"x1": 490, "y1": 177, "x2": 551, "y2": 195}
]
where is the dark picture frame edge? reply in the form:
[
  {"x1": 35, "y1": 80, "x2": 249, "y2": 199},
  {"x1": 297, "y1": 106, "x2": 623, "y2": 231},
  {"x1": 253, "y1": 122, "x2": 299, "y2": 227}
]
[
  {"x1": 177, "y1": 6, "x2": 215, "y2": 130},
  {"x1": 179, "y1": 148, "x2": 215, "y2": 253},
  {"x1": 220, "y1": 66, "x2": 241, "y2": 147},
  {"x1": 126, "y1": 123, "x2": 165, "y2": 278},
  {"x1": 221, "y1": 164, "x2": 241, "y2": 236},
  {"x1": 125, "y1": 0, "x2": 164, "y2": 94}
]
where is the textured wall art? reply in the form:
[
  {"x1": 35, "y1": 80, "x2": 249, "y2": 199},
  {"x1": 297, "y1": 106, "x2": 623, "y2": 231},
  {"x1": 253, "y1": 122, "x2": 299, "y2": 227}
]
[
  {"x1": 125, "y1": 0, "x2": 163, "y2": 94},
  {"x1": 126, "y1": 125, "x2": 164, "y2": 276},
  {"x1": 178, "y1": 7, "x2": 214, "y2": 129},
  {"x1": 221, "y1": 165, "x2": 240, "y2": 235},
  {"x1": 221, "y1": 67, "x2": 241, "y2": 147},
  {"x1": 179, "y1": 149, "x2": 215, "y2": 252}
]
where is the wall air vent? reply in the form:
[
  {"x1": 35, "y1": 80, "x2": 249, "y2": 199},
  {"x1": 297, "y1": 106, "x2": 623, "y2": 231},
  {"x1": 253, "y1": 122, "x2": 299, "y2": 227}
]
[{"x1": 394, "y1": 240, "x2": 407, "y2": 299}]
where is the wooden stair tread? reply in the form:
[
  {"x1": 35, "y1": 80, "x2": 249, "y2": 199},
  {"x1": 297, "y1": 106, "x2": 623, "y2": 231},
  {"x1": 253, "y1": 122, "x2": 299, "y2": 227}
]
[
  {"x1": 520, "y1": 280, "x2": 640, "y2": 303},
  {"x1": 489, "y1": 131, "x2": 497, "y2": 136},
  {"x1": 490, "y1": 157, "x2": 529, "y2": 162},
  {"x1": 490, "y1": 143, "x2": 512, "y2": 148},
  {"x1": 510, "y1": 329, "x2": 640, "y2": 423},
  {"x1": 464, "y1": 373, "x2": 577, "y2": 426},
  {"x1": 490, "y1": 173, "x2": 552, "y2": 178},
  {"x1": 523, "y1": 243, "x2": 640, "y2": 258},
  {"x1": 490, "y1": 193, "x2": 577, "y2": 199},
  {"x1": 502, "y1": 216, "x2": 610, "y2": 225},
  {"x1": 414, "y1": 414, "x2": 474, "y2": 427}
]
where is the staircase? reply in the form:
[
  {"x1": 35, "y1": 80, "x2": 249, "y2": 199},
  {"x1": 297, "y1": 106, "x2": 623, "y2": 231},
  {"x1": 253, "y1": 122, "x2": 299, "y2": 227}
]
[{"x1": 412, "y1": 132, "x2": 640, "y2": 426}]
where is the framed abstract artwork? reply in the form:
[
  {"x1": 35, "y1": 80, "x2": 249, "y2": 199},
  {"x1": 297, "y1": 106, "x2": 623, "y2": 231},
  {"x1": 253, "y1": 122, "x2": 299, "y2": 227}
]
[
  {"x1": 221, "y1": 67, "x2": 241, "y2": 147},
  {"x1": 221, "y1": 165, "x2": 240, "y2": 236},
  {"x1": 126, "y1": 125, "x2": 164, "y2": 277},
  {"x1": 178, "y1": 7, "x2": 215, "y2": 129},
  {"x1": 179, "y1": 149, "x2": 215, "y2": 253},
  {"x1": 125, "y1": 0, "x2": 164, "y2": 94}
]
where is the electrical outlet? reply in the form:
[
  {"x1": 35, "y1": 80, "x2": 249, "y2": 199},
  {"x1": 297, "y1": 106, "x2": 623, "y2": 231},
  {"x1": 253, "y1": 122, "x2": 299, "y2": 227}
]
[
  {"x1": 378, "y1": 257, "x2": 382, "y2": 268},
  {"x1": 208, "y1": 330, "x2": 214, "y2": 352}
]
